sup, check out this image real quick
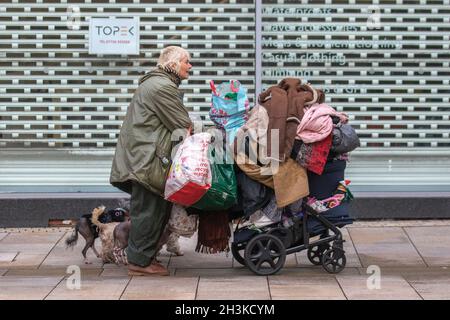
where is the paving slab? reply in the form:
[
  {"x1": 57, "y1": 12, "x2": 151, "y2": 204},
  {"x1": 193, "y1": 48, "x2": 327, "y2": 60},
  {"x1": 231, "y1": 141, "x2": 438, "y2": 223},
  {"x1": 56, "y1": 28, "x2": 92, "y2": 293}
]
[
  {"x1": 5, "y1": 267, "x2": 102, "y2": 277},
  {"x1": 1, "y1": 253, "x2": 47, "y2": 269},
  {"x1": 168, "y1": 250, "x2": 232, "y2": 269},
  {"x1": 46, "y1": 276, "x2": 130, "y2": 300},
  {"x1": 403, "y1": 226, "x2": 450, "y2": 266},
  {"x1": 2, "y1": 224, "x2": 450, "y2": 300},
  {"x1": 121, "y1": 277, "x2": 198, "y2": 300},
  {"x1": 340, "y1": 228, "x2": 363, "y2": 267},
  {"x1": 174, "y1": 267, "x2": 254, "y2": 277},
  {"x1": 40, "y1": 251, "x2": 104, "y2": 269},
  {"x1": 0, "y1": 232, "x2": 63, "y2": 254},
  {"x1": 100, "y1": 267, "x2": 129, "y2": 277},
  {"x1": 348, "y1": 227, "x2": 425, "y2": 267},
  {"x1": 284, "y1": 252, "x2": 298, "y2": 267},
  {"x1": 407, "y1": 275, "x2": 450, "y2": 300},
  {"x1": 357, "y1": 266, "x2": 450, "y2": 278},
  {"x1": 0, "y1": 228, "x2": 71, "y2": 233},
  {"x1": 336, "y1": 275, "x2": 422, "y2": 300},
  {"x1": 269, "y1": 276, "x2": 346, "y2": 300},
  {"x1": 296, "y1": 228, "x2": 362, "y2": 268},
  {"x1": 169, "y1": 234, "x2": 232, "y2": 269},
  {"x1": 0, "y1": 276, "x2": 63, "y2": 300},
  {"x1": 196, "y1": 276, "x2": 270, "y2": 300},
  {"x1": 275, "y1": 266, "x2": 361, "y2": 277},
  {"x1": 40, "y1": 232, "x2": 103, "y2": 268},
  {"x1": 349, "y1": 220, "x2": 450, "y2": 228},
  {"x1": 0, "y1": 252, "x2": 18, "y2": 264}
]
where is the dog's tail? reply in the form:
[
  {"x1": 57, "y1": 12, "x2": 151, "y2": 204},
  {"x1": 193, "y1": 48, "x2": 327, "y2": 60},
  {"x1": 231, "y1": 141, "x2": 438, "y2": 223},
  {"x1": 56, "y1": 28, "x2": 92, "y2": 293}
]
[
  {"x1": 65, "y1": 224, "x2": 79, "y2": 248},
  {"x1": 91, "y1": 205, "x2": 106, "y2": 230}
]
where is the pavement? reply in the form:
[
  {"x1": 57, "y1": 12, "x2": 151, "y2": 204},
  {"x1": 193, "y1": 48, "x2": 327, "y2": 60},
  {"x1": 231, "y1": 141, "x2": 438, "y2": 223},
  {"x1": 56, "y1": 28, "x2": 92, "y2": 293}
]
[{"x1": 1, "y1": 220, "x2": 450, "y2": 300}]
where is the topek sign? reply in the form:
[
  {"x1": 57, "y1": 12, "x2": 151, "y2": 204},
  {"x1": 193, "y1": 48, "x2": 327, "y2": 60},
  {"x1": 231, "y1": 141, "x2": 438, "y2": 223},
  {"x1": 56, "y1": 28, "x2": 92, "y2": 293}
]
[{"x1": 89, "y1": 17, "x2": 140, "y2": 55}]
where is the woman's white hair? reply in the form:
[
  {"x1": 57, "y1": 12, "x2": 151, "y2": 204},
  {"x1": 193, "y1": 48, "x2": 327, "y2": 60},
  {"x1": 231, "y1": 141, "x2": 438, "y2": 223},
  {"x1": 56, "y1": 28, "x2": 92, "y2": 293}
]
[{"x1": 157, "y1": 46, "x2": 190, "y2": 74}]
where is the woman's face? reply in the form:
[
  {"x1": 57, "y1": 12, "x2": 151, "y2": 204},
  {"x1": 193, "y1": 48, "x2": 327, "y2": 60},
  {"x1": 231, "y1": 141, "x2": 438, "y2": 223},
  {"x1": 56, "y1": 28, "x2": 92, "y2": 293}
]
[{"x1": 178, "y1": 56, "x2": 192, "y2": 80}]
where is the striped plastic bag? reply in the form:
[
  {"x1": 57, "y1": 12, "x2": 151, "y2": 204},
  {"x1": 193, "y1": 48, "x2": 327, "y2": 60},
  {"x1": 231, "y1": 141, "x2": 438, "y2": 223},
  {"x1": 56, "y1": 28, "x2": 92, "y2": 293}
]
[{"x1": 209, "y1": 80, "x2": 250, "y2": 144}]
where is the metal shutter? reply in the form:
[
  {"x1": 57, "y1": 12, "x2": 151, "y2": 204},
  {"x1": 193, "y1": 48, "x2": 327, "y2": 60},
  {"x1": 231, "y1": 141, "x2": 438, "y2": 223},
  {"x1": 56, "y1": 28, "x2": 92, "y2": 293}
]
[
  {"x1": 0, "y1": 0, "x2": 255, "y2": 149},
  {"x1": 261, "y1": 0, "x2": 450, "y2": 154},
  {"x1": 1, "y1": 0, "x2": 449, "y2": 191}
]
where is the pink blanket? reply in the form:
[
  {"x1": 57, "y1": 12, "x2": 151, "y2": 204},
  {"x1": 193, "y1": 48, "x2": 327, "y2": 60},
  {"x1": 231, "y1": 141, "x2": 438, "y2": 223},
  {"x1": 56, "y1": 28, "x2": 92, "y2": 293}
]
[{"x1": 297, "y1": 103, "x2": 348, "y2": 143}]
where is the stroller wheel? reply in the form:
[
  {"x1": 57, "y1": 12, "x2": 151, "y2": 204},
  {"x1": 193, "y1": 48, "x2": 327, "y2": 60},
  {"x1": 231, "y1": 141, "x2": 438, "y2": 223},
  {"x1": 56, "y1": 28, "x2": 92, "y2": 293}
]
[
  {"x1": 244, "y1": 233, "x2": 286, "y2": 276},
  {"x1": 307, "y1": 244, "x2": 330, "y2": 266},
  {"x1": 231, "y1": 242, "x2": 246, "y2": 266},
  {"x1": 321, "y1": 248, "x2": 346, "y2": 274}
]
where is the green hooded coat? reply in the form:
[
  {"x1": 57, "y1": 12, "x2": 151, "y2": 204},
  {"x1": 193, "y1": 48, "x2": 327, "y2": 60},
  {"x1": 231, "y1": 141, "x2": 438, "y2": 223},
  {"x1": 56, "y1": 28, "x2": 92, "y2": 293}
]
[{"x1": 110, "y1": 68, "x2": 192, "y2": 195}]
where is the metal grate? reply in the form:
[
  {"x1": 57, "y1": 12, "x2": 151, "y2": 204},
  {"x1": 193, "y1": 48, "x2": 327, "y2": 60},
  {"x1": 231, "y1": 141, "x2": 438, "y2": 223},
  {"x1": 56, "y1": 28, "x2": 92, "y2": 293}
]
[{"x1": 0, "y1": 0, "x2": 255, "y2": 148}]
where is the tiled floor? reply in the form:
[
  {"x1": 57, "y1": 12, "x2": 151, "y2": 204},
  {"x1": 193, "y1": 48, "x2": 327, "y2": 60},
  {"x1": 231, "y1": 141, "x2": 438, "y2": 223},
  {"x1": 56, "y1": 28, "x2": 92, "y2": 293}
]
[
  {"x1": 2, "y1": 221, "x2": 450, "y2": 300},
  {"x1": 347, "y1": 227, "x2": 426, "y2": 267}
]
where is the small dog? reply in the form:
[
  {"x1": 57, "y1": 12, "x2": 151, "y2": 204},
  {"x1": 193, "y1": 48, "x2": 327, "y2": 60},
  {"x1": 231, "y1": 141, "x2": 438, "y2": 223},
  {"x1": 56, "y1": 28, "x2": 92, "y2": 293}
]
[
  {"x1": 109, "y1": 220, "x2": 186, "y2": 265},
  {"x1": 109, "y1": 220, "x2": 179, "y2": 265},
  {"x1": 71, "y1": 202, "x2": 187, "y2": 265},
  {"x1": 112, "y1": 219, "x2": 131, "y2": 265},
  {"x1": 110, "y1": 221, "x2": 183, "y2": 265},
  {"x1": 65, "y1": 200, "x2": 129, "y2": 264},
  {"x1": 92, "y1": 206, "x2": 129, "y2": 264}
]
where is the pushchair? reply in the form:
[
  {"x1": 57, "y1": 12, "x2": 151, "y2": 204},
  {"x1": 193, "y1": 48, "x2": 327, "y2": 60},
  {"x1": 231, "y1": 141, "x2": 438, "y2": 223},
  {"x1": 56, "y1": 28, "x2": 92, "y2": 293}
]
[{"x1": 230, "y1": 159, "x2": 353, "y2": 276}]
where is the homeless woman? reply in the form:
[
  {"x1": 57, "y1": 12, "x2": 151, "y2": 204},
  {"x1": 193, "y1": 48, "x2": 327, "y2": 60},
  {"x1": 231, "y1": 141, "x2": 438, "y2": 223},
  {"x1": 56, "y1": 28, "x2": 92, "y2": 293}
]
[{"x1": 110, "y1": 46, "x2": 193, "y2": 276}]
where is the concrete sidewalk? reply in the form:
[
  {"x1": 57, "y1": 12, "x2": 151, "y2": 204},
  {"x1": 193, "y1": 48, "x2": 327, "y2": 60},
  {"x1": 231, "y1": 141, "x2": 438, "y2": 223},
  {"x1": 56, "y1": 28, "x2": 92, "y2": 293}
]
[{"x1": 1, "y1": 220, "x2": 450, "y2": 300}]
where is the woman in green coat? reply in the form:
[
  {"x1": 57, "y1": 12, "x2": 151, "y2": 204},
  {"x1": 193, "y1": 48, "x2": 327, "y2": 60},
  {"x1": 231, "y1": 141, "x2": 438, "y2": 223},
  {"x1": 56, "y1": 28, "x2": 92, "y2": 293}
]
[{"x1": 110, "y1": 46, "x2": 193, "y2": 276}]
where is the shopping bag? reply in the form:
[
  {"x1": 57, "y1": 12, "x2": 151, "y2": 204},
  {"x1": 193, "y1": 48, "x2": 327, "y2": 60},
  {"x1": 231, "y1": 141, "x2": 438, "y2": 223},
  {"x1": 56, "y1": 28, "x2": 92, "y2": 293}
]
[
  {"x1": 209, "y1": 80, "x2": 250, "y2": 143},
  {"x1": 331, "y1": 123, "x2": 360, "y2": 154},
  {"x1": 164, "y1": 132, "x2": 212, "y2": 206},
  {"x1": 191, "y1": 147, "x2": 238, "y2": 211}
]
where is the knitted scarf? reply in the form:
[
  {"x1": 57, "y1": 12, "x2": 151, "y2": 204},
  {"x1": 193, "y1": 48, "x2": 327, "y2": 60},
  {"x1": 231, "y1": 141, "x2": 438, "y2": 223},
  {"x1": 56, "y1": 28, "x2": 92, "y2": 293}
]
[
  {"x1": 156, "y1": 65, "x2": 182, "y2": 86},
  {"x1": 139, "y1": 65, "x2": 182, "y2": 87},
  {"x1": 195, "y1": 210, "x2": 231, "y2": 254}
]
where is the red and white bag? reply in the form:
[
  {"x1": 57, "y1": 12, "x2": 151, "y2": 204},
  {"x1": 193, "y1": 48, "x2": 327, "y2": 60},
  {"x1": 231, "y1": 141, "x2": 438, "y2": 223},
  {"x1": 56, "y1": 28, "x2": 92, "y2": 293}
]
[{"x1": 164, "y1": 132, "x2": 212, "y2": 206}]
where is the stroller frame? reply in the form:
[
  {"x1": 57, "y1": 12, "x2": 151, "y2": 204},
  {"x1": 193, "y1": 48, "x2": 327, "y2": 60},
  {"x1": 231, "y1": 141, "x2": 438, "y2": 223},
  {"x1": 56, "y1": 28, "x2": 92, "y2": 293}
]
[{"x1": 231, "y1": 201, "x2": 347, "y2": 276}]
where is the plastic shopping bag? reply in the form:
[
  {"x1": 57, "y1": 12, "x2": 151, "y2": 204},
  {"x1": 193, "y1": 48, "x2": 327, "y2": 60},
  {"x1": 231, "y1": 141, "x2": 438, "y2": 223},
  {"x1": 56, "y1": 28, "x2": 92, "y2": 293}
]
[
  {"x1": 191, "y1": 146, "x2": 238, "y2": 211},
  {"x1": 331, "y1": 123, "x2": 360, "y2": 154},
  {"x1": 209, "y1": 80, "x2": 250, "y2": 143},
  {"x1": 164, "y1": 132, "x2": 212, "y2": 206}
]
